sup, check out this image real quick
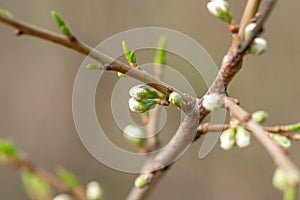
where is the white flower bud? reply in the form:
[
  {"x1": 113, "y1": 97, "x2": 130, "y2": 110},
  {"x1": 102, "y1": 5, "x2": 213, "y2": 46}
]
[
  {"x1": 86, "y1": 181, "x2": 103, "y2": 200},
  {"x1": 273, "y1": 168, "x2": 299, "y2": 191},
  {"x1": 252, "y1": 110, "x2": 268, "y2": 123},
  {"x1": 168, "y1": 92, "x2": 183, "y2": 108},
  {"x1": 53, "y1": 194, "x2": 72, "y2": 200},
  {"x1": 123, "y1": 125, "x2": 146, "y2": 147},
  {"x1": 202, "y1": 94, "x2": 222, "y2": 111},
  {"x1": 271, "y1": 134, "x2": 291, "y2": 149},
  {"x1": 244, "y1": 23, "x2": 257, "y2": 39},
  {"x1": 128, "y1": 98, "x2": 158, "y2": 113},
  {"x1": 134, "y1": 175, "x2": 147, "y2": 188},
  {"x1": 220, "y1": 128, "x2": 236, "y2": 150},
  {"x1": 207, "y1": 0, "x2": 232, "y2": 23},
  {"x1": 248, "y1": 37, "x2": 267, "y2": 55},
  {"x1": 236, "y1": 126, "x2": 251, "y2": 148},
  {"x1": 129, "y1": 84, "x2": 161, "y2": 101},
  {"x1": 129, "y1": 98, "x2": 141, "y2": 112}
]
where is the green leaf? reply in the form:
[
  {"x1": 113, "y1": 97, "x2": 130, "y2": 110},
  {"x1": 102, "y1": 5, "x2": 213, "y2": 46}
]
[
  {"x1": 122, "y1": 40, "x2": 131, "y2": 63},
  {"x1": 288, "y1": 122, "x2": 300, "y2": 132},
  {"x1": 21, "y1": 170, "x2": 52, "y2": 198},
  {"x1": 60, "y1": 25, "x2": 71, "y2": 35},
  {"x1": 56, "y1": 167, "x2": 79, "y2": 188},
  {"x1": 0, "y1": 7, "x2": 13, "y2": 18},
  {"x1": 86, "y1": 64, "x2": 101, "y2": 70},
  {"x1": 117, "y1": 72, "x2": 126, "y2": 78},
  {"x1": 154, "y1": 36, "x2": 167, "y2": 65},
  {"x1": 0, "y1": 138, "x2": 18, "y2": 161},
  {"x1": 129, "y1": 50, "x2": 136, "y2": 64},
  {"x1": 51, "y1": 11, "x2": 71, "y2": 35}
]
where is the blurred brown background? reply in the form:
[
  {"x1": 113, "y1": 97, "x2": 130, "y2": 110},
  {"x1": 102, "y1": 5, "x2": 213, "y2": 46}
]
[{"x1": 1, "y1": 0, "x2": 300, "y2": 199}]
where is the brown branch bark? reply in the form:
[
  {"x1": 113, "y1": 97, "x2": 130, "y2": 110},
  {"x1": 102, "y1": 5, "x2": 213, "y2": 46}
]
[
  {"x1": 0, "y1": 15, "x2": 177, "y2": 99},
  {"x1": 127, "y1": 0, "x2": 279, "y2": 190},
  {"x1": 4, "y1": 156, "x2": 87, "y2": 200},
  {"x1": 127, "y1": 96, "x2": 200, "y2": 200}
]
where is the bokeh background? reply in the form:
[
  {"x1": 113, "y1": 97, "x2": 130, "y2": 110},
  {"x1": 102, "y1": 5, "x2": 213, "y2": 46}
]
[{"x1": 1, "y1": 0, "x2": 300, "y2": 199}]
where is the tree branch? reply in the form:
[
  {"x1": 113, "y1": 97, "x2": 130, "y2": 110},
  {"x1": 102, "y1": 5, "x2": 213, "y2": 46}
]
[
  {"x1": 197, "y1": 123, "x2": 300, "y2": 140},
  {"x1": 0, "y1": 1, "x2": 284, "y2": 199},
  {"x1": 238, "y1": 0, "x2": 261, "y2": 40},
  {"x1": 0, "y1": 15, "x2": 177, "y2": 99},
  {"x1": 125, "y1": 0, "x2": 280, "y2": 199},
  {"x1": 224, "y1": 97, "x2": 299, "y2": 179},
  {"x1": 4, "y1": 156, "x2": 87, "y2": 200},
  {"x1": 236, "y1": 0, "x2": 277, "y2": 56},
  {"x1": 127, "y1": 96, "x2": 200, "y2": 200}
]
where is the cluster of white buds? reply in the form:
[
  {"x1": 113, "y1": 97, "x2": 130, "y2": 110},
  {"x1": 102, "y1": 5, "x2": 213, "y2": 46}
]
[
  {"x1": 220, "y1": 127, "x2": 251, "y2": 150},
  {"x1": 244, "y1": 23, "x2": 268, "y2": 55},
  {"x1": 86, "y1": 181, "x2": 103, "y2": 200},
  {"x1": 207, "y1": 0, "x2": 232, "y2": 23},
  {"x1": 128, "y1": 84, "x2": 164, "y2": 113},
  {"x1": 202, "y1": 93, "x2": 223, "y2": 111}
]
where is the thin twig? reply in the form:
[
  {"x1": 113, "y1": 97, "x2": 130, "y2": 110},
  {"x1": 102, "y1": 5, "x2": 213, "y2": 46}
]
[
  {"x1": 224, "y1": 97, "x2": 299, "y2": 179},
  {"x1": 238, "y1": 0, "x2": 261, "y2": 40},
  {"x1": 197, "y1": 123, "x2": 300, "y2": 140},
  {"x1": 144, "y1": 65, "x2": 164, "y2": 151},
  {"x1": 0, "y1": 15, "x2": 178, "y2": 99},
  {"x1": 4, "y1": 156, "x2": 87, "y2": 200},
  {"x1": 235, "y1": 0, "x2": 277, "y2": 56}
]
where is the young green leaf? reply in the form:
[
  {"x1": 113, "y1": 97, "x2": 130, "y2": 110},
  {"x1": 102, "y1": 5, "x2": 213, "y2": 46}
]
[
  {"x1": 122, "y1": 40, "x2": 131, "y2": 63},
  {"x1": 21, "y1": 170, "x2": 52, "y2": 198},
  {"x1": 129, "y1": 50, "x2": 136, "y2": 64},
  {"x1": 0, "y1": 7, "x2": 13, "y2": 18},
  {"x1": 117, "y1": 72, "x2": 126, "y2": 78},
  {"x1": 56, "y1": 167, "x2": 79, "y2": 188},
  {"x1": 154, "y1": 36, "x2": 167, "y2": 65},
  {"x1": 288, "y1": 122, "x2": 300, "y2": 132},
  {"x1": 0, "y1": 138, "x2": 19, "y2": 161},
  {"x1": 86, "y1": 64, "x2": 101, "y2": 70},
  {"x1": 51, "y1": 11, "x2": 71, "y2": 35}
]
